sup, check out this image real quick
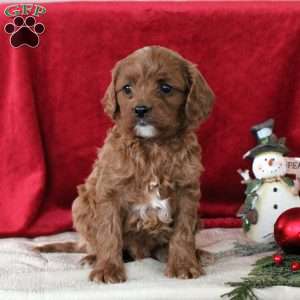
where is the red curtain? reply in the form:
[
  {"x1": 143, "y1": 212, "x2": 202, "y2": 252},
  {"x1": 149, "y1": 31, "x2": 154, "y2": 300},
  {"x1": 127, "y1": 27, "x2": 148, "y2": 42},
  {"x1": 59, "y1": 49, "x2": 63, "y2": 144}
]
[{"x1": 1, "y1": 2, "x2": 300, "y2": 236}]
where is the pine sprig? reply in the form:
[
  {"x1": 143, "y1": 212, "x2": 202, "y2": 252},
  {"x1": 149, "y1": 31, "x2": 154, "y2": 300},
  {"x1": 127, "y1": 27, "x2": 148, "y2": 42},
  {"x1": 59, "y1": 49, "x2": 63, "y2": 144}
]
[
  {"x1": 222, "y1": 254, "x2": 300, "y2": 300},
  {"x1": 222, "y1": 283, "x2": 258, "y2": 300}
]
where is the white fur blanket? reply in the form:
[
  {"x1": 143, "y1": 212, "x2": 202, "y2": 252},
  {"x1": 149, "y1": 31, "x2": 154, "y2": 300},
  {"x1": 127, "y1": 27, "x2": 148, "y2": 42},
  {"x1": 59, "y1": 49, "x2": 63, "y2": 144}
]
[{"x1": 0, "y1": 228, "x2": 297, "y2": 300}]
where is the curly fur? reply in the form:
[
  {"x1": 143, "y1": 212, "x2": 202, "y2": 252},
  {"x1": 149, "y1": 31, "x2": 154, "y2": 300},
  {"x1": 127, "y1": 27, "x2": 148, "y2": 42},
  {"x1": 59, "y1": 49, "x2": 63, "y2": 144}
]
[{"x1": 36, "y1": 46, "x2": 215, "y2": 284}]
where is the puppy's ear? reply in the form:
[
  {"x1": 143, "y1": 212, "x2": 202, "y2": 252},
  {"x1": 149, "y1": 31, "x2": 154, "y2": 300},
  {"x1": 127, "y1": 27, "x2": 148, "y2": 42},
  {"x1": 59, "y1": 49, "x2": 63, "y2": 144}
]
[
  {"x1": 101, "y1": 66, "x2": 119, "y2": 120},
  {"x1": 185, "y1": 63, "x2": 215, "y2": 128}
]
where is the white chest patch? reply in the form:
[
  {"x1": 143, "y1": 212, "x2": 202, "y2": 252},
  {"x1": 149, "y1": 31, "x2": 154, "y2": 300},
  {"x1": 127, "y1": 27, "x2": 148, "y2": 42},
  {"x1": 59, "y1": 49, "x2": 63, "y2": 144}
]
[
  {"x1": 132, "y1": 185, "x2": 172, "y2": 224},
  {"x1": 134, "y1": 124, "x2": 157, "y2": 138}
]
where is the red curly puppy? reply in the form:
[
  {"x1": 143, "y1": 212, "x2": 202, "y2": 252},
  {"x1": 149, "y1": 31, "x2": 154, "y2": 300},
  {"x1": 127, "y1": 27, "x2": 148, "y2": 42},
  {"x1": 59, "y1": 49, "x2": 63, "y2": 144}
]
[{"x1": 36, "y1": 46, "x2": 215, "y2": 284}]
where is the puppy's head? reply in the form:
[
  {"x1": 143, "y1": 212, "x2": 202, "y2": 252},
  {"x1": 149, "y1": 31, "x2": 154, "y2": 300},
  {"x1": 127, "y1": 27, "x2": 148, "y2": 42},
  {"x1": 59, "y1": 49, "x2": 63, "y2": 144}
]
[{"x1": 102, "y1": 46, "x2": 214, "y2": 139}]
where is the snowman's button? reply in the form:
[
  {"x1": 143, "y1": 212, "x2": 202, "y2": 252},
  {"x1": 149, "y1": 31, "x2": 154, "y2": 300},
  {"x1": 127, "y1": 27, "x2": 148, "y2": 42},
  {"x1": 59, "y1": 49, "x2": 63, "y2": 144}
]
[
  {"x1": 273, "y1": 187, "x2": 278, "y2": 192},
  {"x1": 273, "y1": 204, "x2": 278, "y2": 209}
]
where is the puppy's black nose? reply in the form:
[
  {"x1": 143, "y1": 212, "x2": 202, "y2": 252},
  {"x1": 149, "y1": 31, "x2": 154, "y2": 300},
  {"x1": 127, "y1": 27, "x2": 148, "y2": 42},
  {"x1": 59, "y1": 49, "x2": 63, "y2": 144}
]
[{"x1": 134, "y1": 105, "x2": 151, "y2": 118}]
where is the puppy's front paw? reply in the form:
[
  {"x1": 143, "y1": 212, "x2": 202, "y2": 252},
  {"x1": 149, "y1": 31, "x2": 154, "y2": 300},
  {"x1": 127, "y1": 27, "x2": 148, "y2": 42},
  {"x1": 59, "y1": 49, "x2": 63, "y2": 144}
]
[
  {"x1": 165, "y1": 260, "x2": 204, "y2": 279},
  {"x1": 89, "y1": 263, "x2": 126, "y2": 284}
]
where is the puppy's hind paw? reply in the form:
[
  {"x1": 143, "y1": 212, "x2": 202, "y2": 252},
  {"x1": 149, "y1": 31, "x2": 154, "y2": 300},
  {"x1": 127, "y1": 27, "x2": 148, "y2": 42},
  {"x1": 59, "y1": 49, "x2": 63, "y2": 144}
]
[
  {"x1": 196, "y1": 249, "x2": 217, "y2": 267},
  {"x1": 80, "y1": 254, "x2": 96, "y2": 268}
]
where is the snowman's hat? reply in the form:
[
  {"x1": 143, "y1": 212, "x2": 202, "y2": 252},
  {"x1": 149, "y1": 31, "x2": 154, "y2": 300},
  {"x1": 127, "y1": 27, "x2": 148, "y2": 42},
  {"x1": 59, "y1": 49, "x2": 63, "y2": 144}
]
[{"x1": 243, "y1": 118, "x2": 288, "y2": 159}]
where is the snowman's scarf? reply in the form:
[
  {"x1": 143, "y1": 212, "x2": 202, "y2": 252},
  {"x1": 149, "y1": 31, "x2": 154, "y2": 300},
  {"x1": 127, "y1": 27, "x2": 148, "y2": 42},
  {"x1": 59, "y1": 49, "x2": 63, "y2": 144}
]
[
  {"x1": 240, "y1": 176, "x2": 295, "y2": 231},
  {"x1": 245, "y1": 176, "x2": 294, "y2": 196}
]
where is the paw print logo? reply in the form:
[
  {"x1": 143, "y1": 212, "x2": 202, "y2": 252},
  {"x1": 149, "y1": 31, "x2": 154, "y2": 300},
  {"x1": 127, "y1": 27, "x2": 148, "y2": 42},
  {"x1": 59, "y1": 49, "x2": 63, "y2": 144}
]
[{"x1": 4, "y1": 16, "x2": 45, "y2": 48}]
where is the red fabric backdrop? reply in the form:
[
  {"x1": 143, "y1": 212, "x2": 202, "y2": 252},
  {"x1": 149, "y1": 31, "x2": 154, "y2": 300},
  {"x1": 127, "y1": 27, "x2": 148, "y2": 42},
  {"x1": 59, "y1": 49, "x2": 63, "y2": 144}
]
[{"x1": 1, "y1": 2, "x2": 300, "y2": 237}]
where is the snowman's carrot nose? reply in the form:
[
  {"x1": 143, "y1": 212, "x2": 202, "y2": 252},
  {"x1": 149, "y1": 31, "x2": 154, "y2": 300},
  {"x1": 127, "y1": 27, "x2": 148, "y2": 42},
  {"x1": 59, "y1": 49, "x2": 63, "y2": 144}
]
[{"x1": 268, "y1": 158, "x2": 275, "y2": 166}]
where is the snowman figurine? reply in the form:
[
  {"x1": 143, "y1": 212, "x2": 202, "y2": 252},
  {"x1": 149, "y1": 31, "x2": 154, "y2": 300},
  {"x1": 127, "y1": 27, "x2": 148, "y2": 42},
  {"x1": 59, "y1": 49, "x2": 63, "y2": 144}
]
[{"x1": 238, "y1": 119, "x2": 300, "y2": 243}]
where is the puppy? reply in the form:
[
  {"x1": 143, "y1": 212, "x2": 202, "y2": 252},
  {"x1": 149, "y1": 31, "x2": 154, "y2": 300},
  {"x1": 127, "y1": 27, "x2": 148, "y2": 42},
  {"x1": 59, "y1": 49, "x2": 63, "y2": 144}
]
[{"x1": 36, "y1": 46, "x2": 215, "y2": 283}]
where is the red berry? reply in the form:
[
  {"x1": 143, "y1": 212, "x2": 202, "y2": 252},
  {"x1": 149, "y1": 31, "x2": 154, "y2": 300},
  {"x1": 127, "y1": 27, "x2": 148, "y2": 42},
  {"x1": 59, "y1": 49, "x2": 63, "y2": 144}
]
[
  {"x1": 273, "y1": 254, "x2": 283, "y2": 266},
  {"x1": 291, "y1": 261, "x2": 300, "y2": 272}
]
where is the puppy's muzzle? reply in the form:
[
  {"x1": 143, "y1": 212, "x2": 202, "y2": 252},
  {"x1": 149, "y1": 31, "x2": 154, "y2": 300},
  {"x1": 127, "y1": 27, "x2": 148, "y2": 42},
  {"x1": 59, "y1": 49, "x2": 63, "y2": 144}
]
[{"x1": 134, "y1": 105, "x2": 152, "y2": 118}]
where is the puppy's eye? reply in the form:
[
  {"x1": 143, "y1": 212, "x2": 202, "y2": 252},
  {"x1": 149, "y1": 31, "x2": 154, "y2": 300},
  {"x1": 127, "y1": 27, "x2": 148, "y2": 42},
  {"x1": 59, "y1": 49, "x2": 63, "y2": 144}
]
[
  {"x1": 159, "y1": 83, "x2": 173, "y2": 94},
  {"x1": 122, "y1": 84, "x2": 132, "y2": 95}
]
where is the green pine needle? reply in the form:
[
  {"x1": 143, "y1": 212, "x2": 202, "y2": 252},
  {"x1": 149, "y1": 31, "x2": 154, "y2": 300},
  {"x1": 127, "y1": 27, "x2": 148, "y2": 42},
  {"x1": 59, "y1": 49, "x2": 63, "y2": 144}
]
[
  {"x1": 222, "y1": 254, "x2": 300, "y2": 300},
  {"x1": 222, "y1": 283, "x2": 258, "y2": 300}
]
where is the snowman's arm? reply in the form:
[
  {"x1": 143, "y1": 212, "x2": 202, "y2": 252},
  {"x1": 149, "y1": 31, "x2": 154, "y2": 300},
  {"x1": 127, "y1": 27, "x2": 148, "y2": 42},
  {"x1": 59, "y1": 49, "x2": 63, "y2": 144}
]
[
  {"x1": 281, "y1": 176, "x2": 300, "y2": 196},
  {"x1": 292, "y1": 178, "x2": 300, "y2": 195},
  {"x1": 237, "y1": 169, "x2": 252, "y2": 184}
]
